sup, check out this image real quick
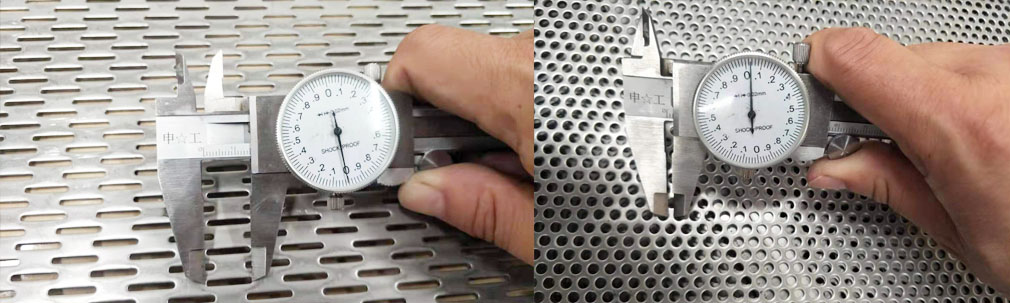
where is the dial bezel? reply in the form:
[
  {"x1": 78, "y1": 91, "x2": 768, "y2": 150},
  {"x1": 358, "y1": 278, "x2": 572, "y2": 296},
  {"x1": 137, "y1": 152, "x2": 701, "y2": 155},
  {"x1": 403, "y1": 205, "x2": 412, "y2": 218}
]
[
  {"x1": 691, "y1": 52, "x2": 810, "y2": 169},
  {"x1": 275, "y1": 68, "x2": 400, "y2": 193}
]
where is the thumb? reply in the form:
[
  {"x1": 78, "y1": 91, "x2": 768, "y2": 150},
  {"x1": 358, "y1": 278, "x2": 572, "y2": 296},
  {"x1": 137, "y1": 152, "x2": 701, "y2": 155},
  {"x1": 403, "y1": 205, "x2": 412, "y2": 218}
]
[
  {"x1": 398, "y1": 163, "x2": 533, "y2": 264},
  {"x1": 808, "y1": 141, "x2": 961, "y2": 253}
]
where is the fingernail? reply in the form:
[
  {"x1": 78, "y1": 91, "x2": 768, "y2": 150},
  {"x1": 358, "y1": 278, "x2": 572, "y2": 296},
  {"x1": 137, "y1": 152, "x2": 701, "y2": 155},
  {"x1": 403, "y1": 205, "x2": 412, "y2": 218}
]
[
  {"x1": 398, "y1": 178, "x2": 445, "y2": 217},
  {"x1": 809, "y1": 175, "x2": 847, "y2": 190}
]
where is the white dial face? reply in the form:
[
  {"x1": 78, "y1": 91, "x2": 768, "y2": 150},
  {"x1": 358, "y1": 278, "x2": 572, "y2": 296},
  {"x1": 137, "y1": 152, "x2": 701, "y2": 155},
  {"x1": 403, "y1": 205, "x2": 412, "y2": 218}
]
[
  {"x1": 693, "y1": 53, "x2": 809, "y2": 168},
  {"x1": 276, "y1": 70, "x2": 398, "y2": 192}
]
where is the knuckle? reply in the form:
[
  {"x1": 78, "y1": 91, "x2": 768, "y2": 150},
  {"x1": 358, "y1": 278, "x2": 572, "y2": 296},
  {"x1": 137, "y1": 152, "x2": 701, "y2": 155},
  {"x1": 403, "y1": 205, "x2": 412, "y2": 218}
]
[
  {"x1": 961, "y1": 99, "x2": 1010, "y2": 160},
  {"x1": 822, "y1": 27, "x2": 884, "y2": 74},
  {"x1": 470, "y1": 183, "x2": 499, "y2": 243},
  {"x1": 861, "y1": 142, "x2": 901, "y2": 205},
  {"x1": 869, "y1": 175, "x2": 891, "y2": 205},
  {"x1": 386, "y1": 24, "x2": 455, "y2": 87},
  {"x1": 398, "y1": 24, "x2": 448, "y2": 53}
]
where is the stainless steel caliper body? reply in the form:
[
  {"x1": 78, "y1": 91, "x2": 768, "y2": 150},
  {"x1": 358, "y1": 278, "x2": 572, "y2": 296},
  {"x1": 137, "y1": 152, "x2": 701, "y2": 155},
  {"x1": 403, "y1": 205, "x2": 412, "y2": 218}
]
[
  {"x1": 156, "y1": 52, "x2": 504, "y2": 282},
  {"x1": 620, "y1": 9, "x2": 888, "y2": 219}
]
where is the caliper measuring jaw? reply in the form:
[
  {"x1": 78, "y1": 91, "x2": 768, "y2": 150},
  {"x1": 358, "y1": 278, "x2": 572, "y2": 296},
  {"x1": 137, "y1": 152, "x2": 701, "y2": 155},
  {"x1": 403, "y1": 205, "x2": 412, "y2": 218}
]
[
  {"x1": 246, "y1": 95, "x2": 298, "y2": 281},
  {"x1": 156, "y1": 52, "x2": 250, "y2": 283},
  {"x1": 621, "y1": 9, "x2": 706, "y2": 219},
  {"x1": 157, "y1": 52, "x2": 507, "y2": 282}
]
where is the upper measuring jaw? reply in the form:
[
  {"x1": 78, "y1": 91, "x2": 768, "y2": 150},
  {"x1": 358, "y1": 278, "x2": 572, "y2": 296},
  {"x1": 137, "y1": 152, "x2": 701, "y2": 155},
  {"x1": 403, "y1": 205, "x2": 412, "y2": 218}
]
[
  {"x1": 204, "y1": 51, "x2": 244, "y2": 112},
  {"x1": 624, "y1": 8, "x2": 663, "y2": 80},
  {"x1": 620, "y1": 8, "x2": 682, "y2": 217}
]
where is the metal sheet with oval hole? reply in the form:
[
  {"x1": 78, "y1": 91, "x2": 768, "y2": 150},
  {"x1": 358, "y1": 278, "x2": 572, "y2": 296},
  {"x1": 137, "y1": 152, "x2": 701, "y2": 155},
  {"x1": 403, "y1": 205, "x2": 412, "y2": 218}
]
[{"x1": 0, "y1": 1, "x2": 534, "y2": 302}]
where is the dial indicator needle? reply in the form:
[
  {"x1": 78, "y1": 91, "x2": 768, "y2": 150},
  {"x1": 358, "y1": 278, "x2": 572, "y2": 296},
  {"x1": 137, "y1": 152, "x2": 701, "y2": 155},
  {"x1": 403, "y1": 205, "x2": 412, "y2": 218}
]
[
  {"x1": 747, "y1": 61, "x2": 756, "y2": 135},
  {"x1": 330, "y1": 111, "x2": 350, "y2": 183}
]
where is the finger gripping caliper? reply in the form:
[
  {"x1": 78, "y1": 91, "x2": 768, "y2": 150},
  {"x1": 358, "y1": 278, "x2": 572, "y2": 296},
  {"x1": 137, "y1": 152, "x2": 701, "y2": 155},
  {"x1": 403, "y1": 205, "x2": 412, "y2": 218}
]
[
  {"x1": 157, "y1": 51, "x2": 504, "y2": 282},
  {"x1": 620, "y1": 9, "x2": 888, "y2": 219}
]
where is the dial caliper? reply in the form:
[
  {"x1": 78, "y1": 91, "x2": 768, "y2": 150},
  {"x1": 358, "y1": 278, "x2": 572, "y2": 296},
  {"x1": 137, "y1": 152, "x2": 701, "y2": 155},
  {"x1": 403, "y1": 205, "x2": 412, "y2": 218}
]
[
  {"x1": 275, "y1": 68, "x2": 411, "y2": 192},
  {"x1": 156, "y1": 52, "x2": 503, "y2": 282},
  {"x1": 621, "y1": 9, "x2": 888, "y2": 218}
]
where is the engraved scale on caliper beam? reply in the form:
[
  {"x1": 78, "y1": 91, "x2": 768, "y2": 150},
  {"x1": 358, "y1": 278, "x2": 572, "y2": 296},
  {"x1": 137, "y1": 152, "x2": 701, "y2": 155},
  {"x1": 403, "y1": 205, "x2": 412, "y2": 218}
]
[
  {"x1": 620, "y1": 7, "x2": 889, "y2": 219},
  {"x1": 156, "y1": 51, "x2": 506, "y2": 282}
]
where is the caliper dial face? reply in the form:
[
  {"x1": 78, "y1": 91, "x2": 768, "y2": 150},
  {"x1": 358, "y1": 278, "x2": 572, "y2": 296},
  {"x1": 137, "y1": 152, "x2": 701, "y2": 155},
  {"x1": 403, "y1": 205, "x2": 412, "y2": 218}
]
[
  {"x1": 693, "y1": 53, "x2": 809, "y2": 169},
  {"x1": 276, "y1": 69, "x2": 399, "y2": 192}
]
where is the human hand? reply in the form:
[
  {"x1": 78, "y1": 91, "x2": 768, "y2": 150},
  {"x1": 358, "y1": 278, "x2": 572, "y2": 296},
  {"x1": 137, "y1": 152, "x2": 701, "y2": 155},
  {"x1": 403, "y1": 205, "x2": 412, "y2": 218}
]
[
  {"x1": 804, "y1": 28, "x2": 1010, "y2": 293},
  {"x1": 383, "y1": 25, "x2": 534, "y2": 264}
]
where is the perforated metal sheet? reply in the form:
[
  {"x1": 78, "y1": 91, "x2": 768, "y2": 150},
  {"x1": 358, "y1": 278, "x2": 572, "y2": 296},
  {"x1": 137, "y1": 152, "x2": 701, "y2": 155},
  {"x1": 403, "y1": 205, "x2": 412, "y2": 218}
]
[
  {"x1": 0, "y1": 1, "x2": 534, "y2": 302},
  {"x1": 534, "y1": 1, "x2": 1008, "y2": 302}
]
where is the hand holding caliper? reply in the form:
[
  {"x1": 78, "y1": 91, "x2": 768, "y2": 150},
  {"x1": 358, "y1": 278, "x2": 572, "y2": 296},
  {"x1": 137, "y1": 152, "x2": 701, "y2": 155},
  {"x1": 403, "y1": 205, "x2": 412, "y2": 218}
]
[{"x1": 620, "y1": 7, "x2": 883, "y2": 219}]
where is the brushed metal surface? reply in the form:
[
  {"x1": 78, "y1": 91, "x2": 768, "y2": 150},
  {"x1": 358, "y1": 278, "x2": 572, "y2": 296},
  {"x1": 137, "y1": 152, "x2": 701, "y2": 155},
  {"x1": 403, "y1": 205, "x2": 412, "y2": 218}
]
[
  {"x1": 0, "y1": 1, "x2": 534, "y2": 302},
  {"x1": 534, "y1": 0, "x2": 1008, "y2": 302}
]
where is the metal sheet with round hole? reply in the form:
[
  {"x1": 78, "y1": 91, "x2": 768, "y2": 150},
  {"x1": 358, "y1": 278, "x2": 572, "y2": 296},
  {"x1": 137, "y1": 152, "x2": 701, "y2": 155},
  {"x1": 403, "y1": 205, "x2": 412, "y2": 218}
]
[
  {"x1": 0, "y1": 1, "x2": 534, "y2": 302},
  {"x1": 533, "y1": 1, "x2": 1009, "y2": 302}
]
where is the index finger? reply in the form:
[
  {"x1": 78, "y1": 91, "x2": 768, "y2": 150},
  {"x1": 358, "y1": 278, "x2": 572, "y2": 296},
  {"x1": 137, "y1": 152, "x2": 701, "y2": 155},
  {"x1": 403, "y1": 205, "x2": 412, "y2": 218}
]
[
  {"x1": 384, "y1": 25, "x2": 534, "y2": 174},
  {"x1": 804, "y1": 28, "x2": 960, "y2": 148}
]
